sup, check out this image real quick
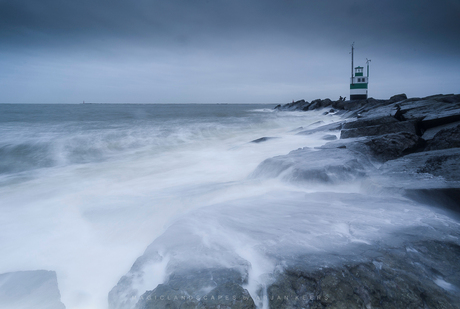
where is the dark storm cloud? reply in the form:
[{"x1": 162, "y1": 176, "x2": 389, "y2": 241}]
[
  {"x1": 0, "y1": 0, "x2": 459, "y2": 103},
  {"x1": 1, "y1": 0, "x2": 459, "y2": 55}
]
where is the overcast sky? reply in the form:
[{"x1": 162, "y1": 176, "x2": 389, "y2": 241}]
[{"x1": 0, "y1": 0, "x2": 459, "y2": 103}]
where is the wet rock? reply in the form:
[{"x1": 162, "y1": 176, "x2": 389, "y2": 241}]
[
  {"x1": 388, "y1": 93, "x2": 407, "y2": 103},
  {"x1": 307, "y1": 99, "x2": 322, "y2": 111},
  {"x1": 422, "y1": 121, "x2": 460, "y2": 140},
  {"x1": 380, "y1": 148, "x2": 460, "y2": 182},
  {"x1": 322, "y1": 134, "x2": 337, "y2": 141},
  {"x1": 425, "y1": 124, "x2": 460, "y2": 151},
  {"x1": 364, "y1": 132, "x2": 425, "y2": 161},
  {"x1": 274, "y1": 100, "x2": 310, "y2": 111},
  {"x1": 340, "y1": 120, "x2": 416, "y2": 139},
  {"x1": 342, "y1": 116, "x2": 398, "y2": 130},
  {"x1": 267, "y1": 239, "x2": 460, "y2": 309},
  {"x1": 320, "y1": 98, "x2": 333, "y2": 108},
  {"x1": 404, "y1": 188, "x2": 460, "y2": 213},
  {"x1": 342, "y1": 99, "x2": 367, "y2": 111},
  {"x1": 252, "y1": 147, "x2": 374, "y2": 184},
  {"x1": 0, "y1": 270, "x2": 66, "y2": 309},
  {"x1": 250, "y1": 137, "x2": 278, "y2": 143},
  {"x1": 198, "y1": 283, "x2": 256, "y2": 309},
  {"x1": 296, "y1": 122, "x2": 343, "y2": 135},
  {"x1": 135, "y1": 269, "x2": 250, "y2": 309}
]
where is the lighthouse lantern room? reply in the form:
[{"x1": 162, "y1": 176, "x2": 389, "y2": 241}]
[{"x1": 350, "y1": 43, "x2": 370, "y2": 100}]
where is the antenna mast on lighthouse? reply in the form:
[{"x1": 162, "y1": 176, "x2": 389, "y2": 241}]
[
  {"x1": 351, "y1": 42, "x2": 354, "y2": 84},
  {"x1": 349, "y1": 43, "x2": 369, "y2": 100}
]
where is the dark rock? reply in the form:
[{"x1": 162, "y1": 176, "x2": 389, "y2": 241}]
[
  {"x1": 380, "y1": 148, "x2": 460, "y2": 182},
  {"x1": 250, "y1": 137, "x2": 279, "y2": 143},
  {"x1": 268, "y1": 239, "x2": 460, "y2": 309},
  {"x1": 422, "y1": 121, "x2": 460, "y2": 140},
  {"x1": 0, "y1": 270, "x2": 66, "y2": 309},
  {"x1": 322, "y1": 134, "x2": 337, "y2": 141},
  {"x1": 342, "y1": 116, "x2": 398, "y2": 130},
  {"x1": 364, "y1": 132, "x2": 425, "y2": 162},
  {"x1": 425, "y1": 125, "x2": 460, "y2": 151},
  {"x1": 274, "y1": 100, "x2": 310, "y2": 111},
  {"x1": 340, "y1": 120, "x2": 416, "y2": 139},
  {"x1": 404, "y1": 188, "x2": 460, "y2": 214},
  {"x1": 332, "y1": 99, "x2": 346, "y2": 110},
  {"x1": 320, "y1": 98, "x2": 332, "y2": 108},
  {"x1": 342, "y1": 99, "x2": 367, "y2": 111},
  {"x1": 307, "y1": 99, "x2": 322, "y2": 111},
  {"x1": 389, "y1": 93, "x2": 407, "y2": 103}
]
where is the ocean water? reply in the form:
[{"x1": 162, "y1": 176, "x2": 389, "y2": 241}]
[
  {"x1": 0, "y1": 103, "x2": 342, "y2": 309},
  {"x1": 1, "y1": 104, "x2": 458, "y2": 309}
]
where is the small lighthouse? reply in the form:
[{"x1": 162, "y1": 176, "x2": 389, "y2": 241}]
[{"x1": 349, "y1": 43, "x2": 370, "y2": 100}]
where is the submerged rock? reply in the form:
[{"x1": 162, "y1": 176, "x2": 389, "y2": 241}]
[
  {"x1": 251, "y1": 147, "x2": 374, "y2": 184},
  {"x1": 250, "y1": 137, "x2": 278, "y2": 143},
  {"x1": 321, "y1": 134, "x2": 337, "y2": 140},
  {"x1": 0, "y1": 270, "x2": 66, "y2": 309},
  {"x1": 296, "y1": 122, "x2": 343, "y2": 135}
]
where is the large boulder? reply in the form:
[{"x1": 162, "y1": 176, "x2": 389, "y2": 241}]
[
  {"x1": 342, "y1": 116, "x2": 398, "y2": 130},
  {"x1": 0, "y1": 270, "x2": 66, "y2": 309},
  {"x1": 274, "y1": 100, "x2": 310, "y2": 111},
  {"x1": 425, "y1": 124, "x2": 460, "y2": 151},
  {"x1": 340, "y1": 120, "x2": 416, "y2": 139},
  {"x1": 364, "y1": 132, "x2": 425, "y2": 162},
  {"x1": 388, "y1": 93, "x2": 407, "y2": 103},
  {"x1": 380, "y1": 148, "x2": 460, "y2": 182}
]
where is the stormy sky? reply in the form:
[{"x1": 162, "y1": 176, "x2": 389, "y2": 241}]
[{"x1": 0, "y1": 0, "x2": 459, "y2": 103}]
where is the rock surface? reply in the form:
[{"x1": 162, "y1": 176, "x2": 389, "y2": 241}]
[
  {"x1": 268, "y1": 239, "x2": 460, "y2": 309},
  {"x1": 364, "y1": 132, "x2": 425, "y2": 162},
  {"x1": 425, "y1": 124, "x2": 460, "y2": 151}
]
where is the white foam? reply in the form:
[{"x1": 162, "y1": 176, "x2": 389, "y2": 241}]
[{"x1": 0, "y1": 106, "x2": 340, "y2": 309}]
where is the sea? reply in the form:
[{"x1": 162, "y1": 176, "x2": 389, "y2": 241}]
[
  {"x1": 0, "y1": 103, "x2": 458, "y2": 309},
  {"x1": 0, "y1": 103, "x2": 340, "y2": 309}
]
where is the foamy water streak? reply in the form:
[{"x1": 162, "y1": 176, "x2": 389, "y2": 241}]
[{"x1": 0, "y1": 104, "x2": 340, "y2": 309}]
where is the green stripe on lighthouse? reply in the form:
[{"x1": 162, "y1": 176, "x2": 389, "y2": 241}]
[{"x1": 350, "y1": 83, "x2": 368, "y2": 89}]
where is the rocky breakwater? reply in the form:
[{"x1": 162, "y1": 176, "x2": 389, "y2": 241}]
[
  {"x1": 109, "y1": 93, "x2": 460, "y2": 309},
  {"x1": 261, "y1": 93, "x2": 460, "y2": 308}
]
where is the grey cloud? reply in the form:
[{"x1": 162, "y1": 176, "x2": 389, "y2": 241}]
[
  {"x1": 0, "y1": 0, "x2": 459, "y2": 103},
  {"x1": 1, "y1": 0, "x2": 459, "y2": 54}
]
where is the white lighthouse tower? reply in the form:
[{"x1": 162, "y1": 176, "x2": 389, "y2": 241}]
[{"x1": 350, "y1": 43, "x2": 370, "y2": 100}]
